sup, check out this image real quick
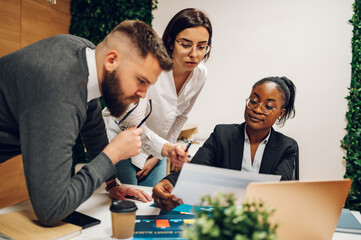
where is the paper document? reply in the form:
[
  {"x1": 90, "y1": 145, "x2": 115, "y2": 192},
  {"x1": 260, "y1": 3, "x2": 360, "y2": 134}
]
[{"x1": 172, "y1": 163, "x2": 281, "y2": 205}]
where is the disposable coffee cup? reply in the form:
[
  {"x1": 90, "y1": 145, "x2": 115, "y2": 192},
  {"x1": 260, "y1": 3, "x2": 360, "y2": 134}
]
[{"x1": 110, "y1": 200, "x2": 138, "y2": 240}]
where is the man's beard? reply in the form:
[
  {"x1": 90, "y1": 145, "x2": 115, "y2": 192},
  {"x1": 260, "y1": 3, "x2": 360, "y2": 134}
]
[{"x1": 101, "y1": 70, "x2": 139, "y2": 118}]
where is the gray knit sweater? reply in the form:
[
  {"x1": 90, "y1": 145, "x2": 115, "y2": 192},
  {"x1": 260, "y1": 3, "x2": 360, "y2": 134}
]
[{"x1": 0, "y1": 35, "x2": 115, "y2": 225}]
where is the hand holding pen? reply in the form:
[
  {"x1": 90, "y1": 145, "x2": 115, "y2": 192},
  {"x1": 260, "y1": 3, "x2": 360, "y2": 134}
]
[{"x1": 162, "y1": 142, "x2": 189, "y2": 168}]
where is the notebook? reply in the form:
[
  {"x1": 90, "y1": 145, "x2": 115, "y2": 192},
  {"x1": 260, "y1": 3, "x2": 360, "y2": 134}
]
[
  {"x1": 0, "y1": 210, "x2": 81, "y2": 240},
  {"x1": 243, "y1": 179, "x2": 352, "y2": 240},
  {"x1": 134, "y1": 213, "x2": 195, "y2": 239}
]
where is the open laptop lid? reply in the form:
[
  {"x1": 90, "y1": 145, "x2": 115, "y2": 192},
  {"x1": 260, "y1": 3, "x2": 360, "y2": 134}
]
[{"x1": 244, "y1": 179, "x2": 352, "y2": 240}]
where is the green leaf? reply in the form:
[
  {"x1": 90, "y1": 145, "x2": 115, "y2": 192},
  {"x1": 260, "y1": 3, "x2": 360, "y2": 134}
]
[{"x1": 342, "y1": 0, "x2": 361, "y2": 212}]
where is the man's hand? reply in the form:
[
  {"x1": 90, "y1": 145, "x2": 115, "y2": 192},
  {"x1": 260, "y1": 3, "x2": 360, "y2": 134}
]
[
  {"x1": 108, "y1": 185, "x2": 152, "y2": 203},
  {"x1": 152, "y1": 179, "x2": 183, "y2": 211},
  {"x1": 103, "y1": 126, "x2": 143, "y2": 164},
  {"x1": 136, "y1": 156, "x2": 159, "y2": 180},
  {"x1": 161, "y1": 143, "x2": 188, "y2": 168}
]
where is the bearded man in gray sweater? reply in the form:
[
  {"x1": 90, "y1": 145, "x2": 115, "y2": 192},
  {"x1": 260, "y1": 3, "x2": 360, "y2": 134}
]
[{"x1": 0, "y1": 20, "x2": 187, "y2": 226}]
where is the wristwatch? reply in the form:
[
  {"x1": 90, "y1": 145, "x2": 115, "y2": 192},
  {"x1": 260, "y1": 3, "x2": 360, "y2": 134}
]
[{"x1": 105, "y1": 178, "x2": 120, "y2": 192}]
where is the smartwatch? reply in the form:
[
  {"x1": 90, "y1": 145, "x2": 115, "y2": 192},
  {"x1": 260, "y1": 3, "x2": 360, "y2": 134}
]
[{"x1": 105, "y1": 178, "x2": 120, "y2": 192}]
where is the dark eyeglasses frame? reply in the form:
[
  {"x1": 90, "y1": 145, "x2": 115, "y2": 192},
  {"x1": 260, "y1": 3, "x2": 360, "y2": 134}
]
[{"x1": 114, "y1": 99, "x2": 152, "y2": 129}]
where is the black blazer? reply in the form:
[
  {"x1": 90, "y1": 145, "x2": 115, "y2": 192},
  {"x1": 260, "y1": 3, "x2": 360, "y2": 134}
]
[{"x1": 166, "y1": 122, "x2": 299, "y2": 185}]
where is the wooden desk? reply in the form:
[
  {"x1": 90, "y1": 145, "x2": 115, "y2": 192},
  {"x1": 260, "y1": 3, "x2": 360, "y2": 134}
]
[
  {"x1": 0, "y1": 184, "x2": 158, "y2": 240},
  {"x1": 1, "y1": 184, "x2": 361, "y2": 240},
  {"x1": 0, "y1": 155, "x2": 28, "y2": 208}
]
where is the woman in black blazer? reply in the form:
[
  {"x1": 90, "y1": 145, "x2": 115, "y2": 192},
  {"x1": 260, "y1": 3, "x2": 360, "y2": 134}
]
[{"x1": 153, "y1": 76, "x2": 298, "y2": 211}]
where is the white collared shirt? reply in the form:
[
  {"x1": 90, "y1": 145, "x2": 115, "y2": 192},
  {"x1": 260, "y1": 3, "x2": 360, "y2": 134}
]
[
  {"x1": 85, "y1": 48, "x2": 100, "y2": 102},
  {"x1": 242, "y1": 125, "x2": 271, "y2": 173},
  {"x1": 102, "y1": 62, "x2": 208, "y2": 169}
]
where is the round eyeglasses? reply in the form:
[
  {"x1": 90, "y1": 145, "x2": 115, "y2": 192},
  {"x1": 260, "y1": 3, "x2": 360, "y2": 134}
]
[
  {"x1": 175, "y1": 39, "x2": 211, "y2": 55},
  {"x1": 245, "y1": 98, "x2": 283, "y2": 116}
]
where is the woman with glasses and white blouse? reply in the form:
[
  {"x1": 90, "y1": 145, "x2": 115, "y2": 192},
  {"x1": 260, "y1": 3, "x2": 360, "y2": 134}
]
[{"x1": 102, "y1": 8, "x2": 213, "y2": 192}]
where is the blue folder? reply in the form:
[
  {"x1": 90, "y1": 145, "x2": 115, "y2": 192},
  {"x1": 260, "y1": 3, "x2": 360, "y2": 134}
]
[{"x1": 335, "y1": 208, "x2": 361, "y2": 234}]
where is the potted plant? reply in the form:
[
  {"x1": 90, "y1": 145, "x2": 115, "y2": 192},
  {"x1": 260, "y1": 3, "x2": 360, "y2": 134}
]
[{"x1": 182, "y1": 192, "x2": 277, "y2": 240}]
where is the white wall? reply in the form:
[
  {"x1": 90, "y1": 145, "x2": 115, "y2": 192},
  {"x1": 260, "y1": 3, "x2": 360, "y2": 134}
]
[{"x1": 152, "y1": 0, "x2": 353, "y2": 180}]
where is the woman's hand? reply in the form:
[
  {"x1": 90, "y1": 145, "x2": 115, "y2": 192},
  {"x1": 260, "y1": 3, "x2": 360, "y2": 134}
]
[
  {"x1": 161, "y1": 142, "x2": 188, "y2": 168},
  {"x1": 152, "y1": 179, "x2": 183, "y2": 211},
  {"x1": 136, "y1": 156, "x2": 160, "y2": 180}
]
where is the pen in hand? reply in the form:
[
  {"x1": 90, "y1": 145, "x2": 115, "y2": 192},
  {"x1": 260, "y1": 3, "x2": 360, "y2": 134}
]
[{"x1": 185, "y1": 139, "x2": 193, "y2": 152}]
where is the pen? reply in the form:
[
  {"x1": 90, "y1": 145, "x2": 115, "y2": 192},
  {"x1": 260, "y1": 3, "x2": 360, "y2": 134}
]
[{"x1": 185, "y1": 139, "x2": 193, "y2": 152}]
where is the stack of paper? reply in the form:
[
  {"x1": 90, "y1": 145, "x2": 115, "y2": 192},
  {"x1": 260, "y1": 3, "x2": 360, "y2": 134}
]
[{"x1": 172, "y1": 163, "x2": 281, "y2": 205}]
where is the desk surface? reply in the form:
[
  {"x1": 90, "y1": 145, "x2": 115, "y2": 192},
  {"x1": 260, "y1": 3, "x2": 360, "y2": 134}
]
[{"x1": 1, "y1": 184, "x2": 361, "y2": 240}]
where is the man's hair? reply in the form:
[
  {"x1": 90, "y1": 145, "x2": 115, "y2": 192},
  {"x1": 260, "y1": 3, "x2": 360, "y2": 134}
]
[{"x1": 111, "y1": 20, "x2": 172, "y2": 71}]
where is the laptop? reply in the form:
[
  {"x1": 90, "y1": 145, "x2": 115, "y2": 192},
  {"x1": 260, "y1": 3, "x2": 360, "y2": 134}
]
[{"x1": 243, "y1": 179, "x2": 352, "y2": 240}]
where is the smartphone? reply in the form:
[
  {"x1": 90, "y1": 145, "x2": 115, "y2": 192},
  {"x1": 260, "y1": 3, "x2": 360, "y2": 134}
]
[{"x1": 63, "y1": 211, "x2": 101, "y2": 229}]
